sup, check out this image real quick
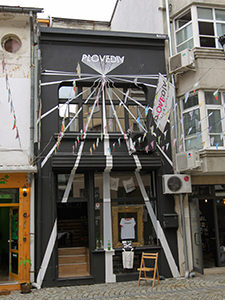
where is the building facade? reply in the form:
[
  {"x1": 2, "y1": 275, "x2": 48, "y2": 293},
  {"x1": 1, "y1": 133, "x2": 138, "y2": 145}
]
[
  {"x1": 111, "y1": 0, "x2": 225, "y2": 276},
  {"x1": 35, "y1": 27, "x2": 180, "y2": 287},
  {"x1": 0, "y1": 6, "x2": 41, "y2": 291}
]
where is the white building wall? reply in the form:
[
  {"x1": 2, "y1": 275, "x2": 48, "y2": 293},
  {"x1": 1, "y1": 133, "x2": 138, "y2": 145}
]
[
  {"x1": 0, "y1": 13, "x2": 31, "y2": 167},
  {"x1": 111, "y1": 0, "x2": 165, "y2": 34}
]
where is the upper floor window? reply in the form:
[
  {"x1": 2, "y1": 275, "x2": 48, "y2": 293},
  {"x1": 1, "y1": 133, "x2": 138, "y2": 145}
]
[
  {"x1": 174, "y1": 7, "x2": 225, "y2": 53},
  {"x1": 175, "y1": 10, "x2": 194, "y2": 53},
  {"x1": 197, "y1": 7, "x2": 225, "y2": 48},
  {"x1": 58, "y1": 84, "x2": 147, "y2": 134},
  {"x1": 205, "y1": 91, "x2": 225, "y2": 147},
  {"x1": 181, "y1": 94, "x2": 202, "y2": 151}
]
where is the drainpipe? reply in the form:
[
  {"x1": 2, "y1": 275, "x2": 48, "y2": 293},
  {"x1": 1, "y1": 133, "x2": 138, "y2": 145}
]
[
  {"x1": 164, "y1": 0, "x2": 190, "y2": 278},
  {"x1": 29, "y1": 10, "x2": 37, "y2": 284}
]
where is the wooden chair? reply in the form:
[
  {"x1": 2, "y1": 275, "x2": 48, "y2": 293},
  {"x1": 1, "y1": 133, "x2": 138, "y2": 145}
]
[{"x1": 137, "y1": 252, "x2": 159, "y2": 287}]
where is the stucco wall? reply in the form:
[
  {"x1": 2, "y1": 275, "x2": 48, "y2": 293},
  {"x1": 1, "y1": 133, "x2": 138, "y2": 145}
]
[
  {"x1": 111, "y1": 0, "x2": 166, "y2": 34},
  {"x1": 170, "y1": 0, "x2": 225, "y2": 18},
  {"x1": 0, "y1": 13, "x2": 31, "y2": 166}
]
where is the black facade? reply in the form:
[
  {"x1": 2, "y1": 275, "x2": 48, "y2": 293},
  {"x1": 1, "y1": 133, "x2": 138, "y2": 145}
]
[{"x1": 36, "y1": 27, "x2": 178, "y2": 287}]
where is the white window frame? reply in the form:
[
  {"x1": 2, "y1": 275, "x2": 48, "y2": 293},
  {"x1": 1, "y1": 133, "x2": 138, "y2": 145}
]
[
  {"x1": 205, "y1": 91, "x2": 225, "y2": 148},
  {"x1": 174, "y1": 8, "x2": 194, "y2": 53},
  {"x1": 174, "y1": 6, "x2": 225, "y2": 53},
  {"x1": 181, "y1": 94, "x2": 202, "y2": 151}
]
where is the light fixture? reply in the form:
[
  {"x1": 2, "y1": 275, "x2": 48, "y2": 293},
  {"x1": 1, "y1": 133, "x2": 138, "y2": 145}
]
[
  {"x1": 219, "y1": 35, "x2": 225, "y2": 54},
  {"x1": 204, "y1": 199, "x2": 208, "y2": 203},
  {"x1": 22, "y1": 185, "x2": 28, "y2": 197}
]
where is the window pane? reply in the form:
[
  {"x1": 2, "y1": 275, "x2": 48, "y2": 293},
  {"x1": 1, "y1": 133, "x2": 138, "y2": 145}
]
[
  {"x1": 217, "y1": 23, "x2": 225, "y2": 38},
  {"x1": 176, "y1": 23, "x2": 193, "y2": 45},
  {"x1": 205, "y1": 92, "x2": 221, "y2": 105},
  {"x1": 106, "y1": 105, "x2": 125, "y2": 133},
  {"x1": 208, "y1": 109, "x2": 222, "y2": 133},
  {"x1": 185, "y1": 136, "x2": 202, "y2": 150},
  {"x1": 177, "y1": 38, "x2": 194, "y2": 52},
  {"x1": 0, "y1": 188, "x2": 19, "y2": 203},
  {"x1": 197, "y1": 8, "x2": 213, "y2": 20},
  {"x1": 198, "y1": 22, "x2": 214, "y2": 35},
  {"x1": 83, "y1": 104, "x2": 102, "y2": 132},
  {"x1": 175, "y1": 10, "x2": 192, "y2": 30},
  {"x1": 183, "y1": 109, "x2": 201, "y2": 136},
  {"x1": 128, "y1": 105, "x2": 146, "y2": 132},
  {"x1": 59, "y1": 86, "x2": 76, "y2": 99},
  {"x1": 216, "y1": 9, "x2": 225, "y2": 21},
  {"x1": 94, "y1": 173, "x2": 103, "y2": 249},
  {"x1": 200, "y1": 37, "x2": 216, "y2": 47},
  {"x1": 183, "y1": 94, "x2": 198, "y2": 110},
  {"x1": 209, "y1": 134, "x2": 223, "y2": 146}
]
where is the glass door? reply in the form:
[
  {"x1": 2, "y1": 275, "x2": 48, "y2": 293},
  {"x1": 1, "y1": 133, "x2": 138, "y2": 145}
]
[
  {"x1": 189, "y1": 197, "x2": 203, "y2": 274},
  {"x1": 9, "y1": 208, "x2": 19, "y2": 280}
]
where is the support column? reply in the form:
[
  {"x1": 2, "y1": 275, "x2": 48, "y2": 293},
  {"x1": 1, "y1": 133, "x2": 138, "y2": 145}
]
[{"x1": 103, "y1": 171, "x2": 116, "y2": 283}]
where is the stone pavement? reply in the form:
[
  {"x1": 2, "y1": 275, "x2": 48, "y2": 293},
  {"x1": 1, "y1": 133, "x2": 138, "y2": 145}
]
[{"x1": 2, "y1": 272, "x2": 225, "y2": 300}]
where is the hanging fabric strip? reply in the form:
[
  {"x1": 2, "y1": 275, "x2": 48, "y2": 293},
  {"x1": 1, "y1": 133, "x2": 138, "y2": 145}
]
[
  {"x1": 61, "y1": 86, "x2": 101, "y2": 203},
  {"x1": 35, "y1": 220, "x2": 57, "y2": 289},
  {"x1": 108, "y1": 75, "x2": 157, "y2": 89},
  {"x1": 41, "y1": 83, "x2": 100, "y2": 168},
  {"x1": 39, "y1": 78, "x2": 101, "y2": 122},
  {"x1": 40, "y1": 75, "x2": 101, "y2": 86},
  {"x1": 135, "y1": 171, "x2": 180, "y2": 278}
]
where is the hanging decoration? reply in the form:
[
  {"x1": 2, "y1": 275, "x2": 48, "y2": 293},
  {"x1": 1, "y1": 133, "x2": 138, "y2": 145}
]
[
  {"x1": 3, "y1": 57, "x2": 21, "y2": 147},
  {"x1": 152, "y1": 73, "x2": 174, "y2": 133}
]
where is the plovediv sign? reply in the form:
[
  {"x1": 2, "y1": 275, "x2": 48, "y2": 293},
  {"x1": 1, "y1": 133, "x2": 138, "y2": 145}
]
[{"x1": 81, "y1": 54, "x2": 125, "y2": 75}]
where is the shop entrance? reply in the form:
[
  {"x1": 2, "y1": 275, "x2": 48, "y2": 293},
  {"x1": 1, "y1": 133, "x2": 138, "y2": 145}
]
[
  {"x1": 57, "y1": 202, "x2": 89, "y2": 278},
  {"x1": 0, "y1": 207, "x2": 19, "y2": 282},
  {"x1": 190, "y1": 185, "x2": 225, "y2": 273}
]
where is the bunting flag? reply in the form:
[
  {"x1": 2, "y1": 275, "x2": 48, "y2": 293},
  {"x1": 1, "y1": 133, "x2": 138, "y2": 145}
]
[
  {"x1": 193, "y1": 81, "x2": 199, "y2": 95},
  {"x1": 118, "y1": 137, "x2": 121, "y2": 146},
  {"x1": 145, "y1": 105, "x2": 149, "y2": 116},
  {"x1": 173, "y1": 138, "x2": 177, "y2": 147},
  {"x1": 90, "y1": 147, "x2": 93, "y2": 155},
  {"x1": 96, "y1": 137, "x2": 99, "y2": 147},
  {"x1": 210, "y1": 137, "x2": 214, "y2": 145},
  {"x1": 166, "y1": 143, "x2": 169, "y2": 150},
  {"x1": 216, "y1": 143, "x2": 219, "y2": 149},
  {"x1": 213, "y1": 89, "x2": 219, "y2": 101},
  {"x1": 184, "y1": 91, "x2": 190, "y2": 103},
  {"x1": 76, "y1": 63, "x2": 81, "y2": 78},
  {"x1": 152, "y1": 73, "x2": 174, "y2": 133},
  {"x1": 164, "y1": 130, "x2": 168, "y2": 139},
  {"x1": 158, "y1": 136, "x2": 161, "y2": 145},
  {"x1": 12, "y1": 115, "x2": 16, "y2": 130},
  {"x1": 73, "y1": 80, "x2": 76, "y2": 93},
  {"x1": 189, "y1": 111, "x2": 193, "y2": 120},
  {"x1": 93, "y1": 143, "x2": 96, "y2": 151},
  {"x1": 150, "y1": 141, "x2": 154, "y2": 149},
  {"x1": 145, "y1": 145, "x2": 149, "y2": 153}
]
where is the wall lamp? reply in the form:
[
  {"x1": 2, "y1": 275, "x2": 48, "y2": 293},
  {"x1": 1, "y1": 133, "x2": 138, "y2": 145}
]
[
  {"x1": 23, "y1": 185, "x2": 28, "y2": 197},
  {"x1": 219, "y1": 35, "x2": 225, "y2": 54}
]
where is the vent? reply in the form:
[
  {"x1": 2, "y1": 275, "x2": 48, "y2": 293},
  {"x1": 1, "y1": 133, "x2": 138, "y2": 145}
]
[
  {"x1": 169, "y1": 49, "x2": 194, "y2": 74},
  {"x1": 176, "y1": 151, "x2": 201, "y2": 172},
  {"x1": 162, "y1": 174, "x2": 192, "y2": 194}
]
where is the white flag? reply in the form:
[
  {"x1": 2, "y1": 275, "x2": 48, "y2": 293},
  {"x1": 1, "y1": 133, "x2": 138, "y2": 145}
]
[{"x1": 152, "y1": 74, "x2": 174, "y2": 133}]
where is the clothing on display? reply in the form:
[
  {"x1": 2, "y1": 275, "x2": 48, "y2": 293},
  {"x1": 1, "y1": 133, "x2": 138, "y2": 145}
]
[{"x1": 120, "y1": 217, "x2": 136, "y2": 240}]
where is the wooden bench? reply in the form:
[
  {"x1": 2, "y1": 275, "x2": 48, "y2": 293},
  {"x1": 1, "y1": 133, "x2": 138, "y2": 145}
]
[{"x1": 137, "y1": 252, "x2": 159, "y2": 287}]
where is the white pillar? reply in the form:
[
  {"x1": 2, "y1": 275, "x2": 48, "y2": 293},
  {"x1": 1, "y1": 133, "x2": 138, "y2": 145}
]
[{"x1": 103, "y1": 171, "x2": 116, "y2": 283}]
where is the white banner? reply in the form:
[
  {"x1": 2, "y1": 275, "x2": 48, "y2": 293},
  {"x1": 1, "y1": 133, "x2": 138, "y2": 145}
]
[{"x1": 152, "y1": 74, "x2": 174, "y2": 133}]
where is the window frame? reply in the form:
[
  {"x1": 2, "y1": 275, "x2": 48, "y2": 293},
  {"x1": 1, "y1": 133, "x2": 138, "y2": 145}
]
[
  {"x1": 205, "y1": 91, "x2": 225, "y2": 148},
  {"x1": 58, "y1": 83, "x2": 147, "y2": 134}
]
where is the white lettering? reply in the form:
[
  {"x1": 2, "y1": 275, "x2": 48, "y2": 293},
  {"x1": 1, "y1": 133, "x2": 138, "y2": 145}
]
[{"x1": 92, "y1": 54, "x2": 99, "y2": 63}]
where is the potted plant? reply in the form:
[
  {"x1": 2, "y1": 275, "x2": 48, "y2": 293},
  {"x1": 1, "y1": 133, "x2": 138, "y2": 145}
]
[{"x1": 19, "y1": 258, "x2": 32, "y2": 294}]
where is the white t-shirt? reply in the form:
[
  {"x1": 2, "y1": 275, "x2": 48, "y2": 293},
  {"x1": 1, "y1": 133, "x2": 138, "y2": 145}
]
[{"x1": 120, "y1": 217, "x2": 136, "y2": 240}]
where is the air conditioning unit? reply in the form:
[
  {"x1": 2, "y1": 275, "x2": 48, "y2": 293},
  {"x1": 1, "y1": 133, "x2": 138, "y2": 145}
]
[
  {"x1": 169, "y1": 49, "x2": 194, "y2": 74},
  {"x1": 162, "y1": 174, "x2": 192, "y2": 194},
  {"x1": 176, "y1": 151, "x2": 201, "y2": 172}
]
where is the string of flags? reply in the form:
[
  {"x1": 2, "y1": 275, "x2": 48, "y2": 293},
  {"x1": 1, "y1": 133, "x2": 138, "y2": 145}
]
[{"x1": 2, "y1": 56, "x2": 21, "y2": 147}]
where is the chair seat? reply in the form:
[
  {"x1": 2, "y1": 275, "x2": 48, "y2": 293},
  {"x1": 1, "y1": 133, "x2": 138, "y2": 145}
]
[{"x1": 138, "y1": 252, "x2": 159, "y2": 287}]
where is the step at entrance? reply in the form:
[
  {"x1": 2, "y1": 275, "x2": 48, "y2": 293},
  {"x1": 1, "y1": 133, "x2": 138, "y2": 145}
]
[{"x1": 58, "y1": 247, "x2": 90, "y2": 278}]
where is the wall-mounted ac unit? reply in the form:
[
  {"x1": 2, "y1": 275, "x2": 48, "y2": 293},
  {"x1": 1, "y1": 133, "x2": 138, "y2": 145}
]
[
  {"x1": 169, "y1": 49, "x2": 194, "y2": 74},
  {"x1": 176, "y1": 151, "x2": 201, "y2": 172},
  {"x1": 162, "y1": 174, "x2": 192, "y2": 194}
]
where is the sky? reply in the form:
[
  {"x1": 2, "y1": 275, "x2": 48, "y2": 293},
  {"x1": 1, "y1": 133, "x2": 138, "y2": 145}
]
[{"x1": 0, "y1": 0, "x2": 117, "y2": 21}]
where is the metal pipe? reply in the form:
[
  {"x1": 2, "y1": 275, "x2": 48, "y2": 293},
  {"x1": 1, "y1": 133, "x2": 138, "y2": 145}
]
[{"x1": 165, "y1": 0, "x2": 190, "y2": 278}]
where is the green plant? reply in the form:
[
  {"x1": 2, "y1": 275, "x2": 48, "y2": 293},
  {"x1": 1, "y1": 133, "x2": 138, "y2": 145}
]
[{"x1": 19, "y1": 258, "x2": 31, "y2": 267}]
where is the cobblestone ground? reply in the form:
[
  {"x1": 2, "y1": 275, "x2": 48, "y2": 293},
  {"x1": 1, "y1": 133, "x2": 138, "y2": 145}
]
[{"x1": 2, "y1": 273, "x2": 225, "y2": 300}]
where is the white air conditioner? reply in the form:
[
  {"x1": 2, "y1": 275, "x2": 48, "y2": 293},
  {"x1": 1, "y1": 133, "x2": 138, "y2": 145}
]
[
  {"x1": 162, "y1": 174, "x2": 192, "y2": 194},
  {"x1": 169, "y1": 49, "x2": 194, "y2": 74},
  {"x1": 176, "y1": 151, "x2": 201, "y2": 172}
]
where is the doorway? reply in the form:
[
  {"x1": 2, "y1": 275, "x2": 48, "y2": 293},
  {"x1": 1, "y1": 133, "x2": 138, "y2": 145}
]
[
  {"x1": 0, "y1": 207, "x2": 19, "y2": 282},
  {"x1": 57, "y1": 202, "x2": 89, "y2": 278}
]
